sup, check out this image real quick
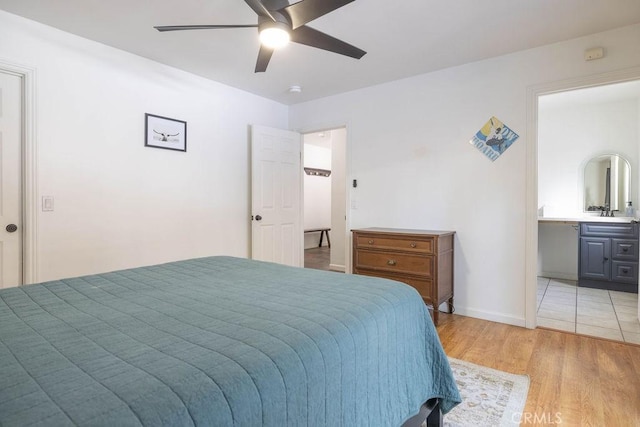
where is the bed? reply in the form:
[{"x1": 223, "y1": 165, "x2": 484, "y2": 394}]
[{"x1": 0, "y1": 256, "x2": 460, "y2": 426}]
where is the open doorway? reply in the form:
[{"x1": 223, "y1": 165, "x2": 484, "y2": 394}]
[
  {"x1": 302, "y1": 128, "x2": 347, "y2": 272},
  {"x1": 535, "y1": 79, "x2": 640, "y2": 344}
]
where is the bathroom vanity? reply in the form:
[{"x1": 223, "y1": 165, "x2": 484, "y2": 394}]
[
  {"x1": 539, "y1": 152, "x2": 639, "y2": 293},
  {"x1": 578, "y1": 221, "x2": 639, "y2": 293}
]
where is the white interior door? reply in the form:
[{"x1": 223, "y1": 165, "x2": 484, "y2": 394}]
[
  {"x1": 251, "y1": 125, "x2": 302, "y2": 267},
  {"x1": 0, "y1": 71, "x2": 23, "y2": 288}
]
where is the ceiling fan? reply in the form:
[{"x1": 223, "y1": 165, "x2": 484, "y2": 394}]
[{"x1": 154, "y1": 0, "x2": 366, "y2": 73}]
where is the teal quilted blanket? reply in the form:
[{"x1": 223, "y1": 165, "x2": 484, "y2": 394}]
[{"x1": 0, "y1": 256, "x2": 460, "y2": 426}]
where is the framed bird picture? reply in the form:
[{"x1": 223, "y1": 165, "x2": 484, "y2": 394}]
[{"x1": 145, "y1": 113, "x2": 187, "y2": 152}]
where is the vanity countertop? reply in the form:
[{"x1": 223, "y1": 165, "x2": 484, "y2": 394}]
[{"x1": 538, "y1": 216, "x2": 636, "y2": 224}]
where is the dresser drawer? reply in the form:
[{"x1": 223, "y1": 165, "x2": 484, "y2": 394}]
[
  {"x1": 612, "y1": 239, "x2": 638, "y2": 260},
  {"x1": 355, "y1": 270, "x2": 434, "y2": 304},
  {"x1": 355, "y1": 234, "x2": 434, "y2": 254},
  {"x1": 611, "y1": 261, "x2": 638, "y2": 283},
  {"x1": 354, "y1": 249, "x2": 433, "y2": 277}
]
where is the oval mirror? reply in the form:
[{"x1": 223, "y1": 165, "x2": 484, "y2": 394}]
[{"x1": 584, "y1": 154, "x2": 631, "y2": 213}]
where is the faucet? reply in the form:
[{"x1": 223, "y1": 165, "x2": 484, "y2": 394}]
[{"x1": 600, "y1": 206, "x2": 614, "y2": 217}]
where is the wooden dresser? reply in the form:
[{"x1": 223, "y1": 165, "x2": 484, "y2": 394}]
[{"x1": 352, "y1": 228, "x2": 455, "y2": 325}]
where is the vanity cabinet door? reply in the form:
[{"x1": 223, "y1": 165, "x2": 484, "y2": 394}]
[{"x1": 579, "y1": 237, "x2": 611, "y2": 280}]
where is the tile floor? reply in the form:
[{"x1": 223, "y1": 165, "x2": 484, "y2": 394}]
[{"x1": 537, "y1": 277, "x2": 640, "y2": 344}]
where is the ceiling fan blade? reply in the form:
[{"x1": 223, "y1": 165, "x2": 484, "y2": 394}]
[
  {"x1": 283, "y1": 0, "x2": 355, "y2": 29},
  {"x1": 244, "y1": 0, "x2": 276, "y2": 21},
  {"x1": 255, "y1": 46, "x2": 274, "y2": 73},
  {"x1": 290, "y1": 25, "x2": 366, "y2": 59},
  {"x1": 155, "y1": 24, "x2": 257, "y2": 32}
]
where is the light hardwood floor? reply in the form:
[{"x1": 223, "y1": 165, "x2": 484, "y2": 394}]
[{"x1": 437, "y1": 313, "x2": 640, "y2": 426}]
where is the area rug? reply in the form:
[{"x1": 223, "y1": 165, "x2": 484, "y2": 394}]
[{"x1": 443, "y1": 358, "x2": 530, "y2": 427}]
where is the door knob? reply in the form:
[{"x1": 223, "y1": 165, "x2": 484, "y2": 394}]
[
  {"x1": 255, "y1": 215, "x2": 262, "y2": 221},
  {"x1": 5, "y1": 224, "x2": 17, "y2": 233}
]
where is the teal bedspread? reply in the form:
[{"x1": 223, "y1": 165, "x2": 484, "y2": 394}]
[{"x1": 0, "y1": 256, "x2": 460, "y2": 426}]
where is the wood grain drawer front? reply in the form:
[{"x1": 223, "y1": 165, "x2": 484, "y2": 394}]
[
  {"x1": 611, "y1": 261, "x2": 638, "y2": 283},
  {"x1": 355, "y1": 270, "x2": 434, "y2": 304},
  {"x1": 355, "y1": 234, "x2": 434, "y2": 254},
  {"x1": 355, "y1": 250, "x2": 433, "y2": 277},
  {"x1": 612, "y1": 239, "x2": 638, "y2": 260}
]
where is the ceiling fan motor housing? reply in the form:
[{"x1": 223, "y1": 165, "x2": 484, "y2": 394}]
[
  {"x1": 262, "y1": 0, "x2": 291, "y2": 10},
  {"x1": 258, "y1": 11, "x2": 292, "y2": 34}
]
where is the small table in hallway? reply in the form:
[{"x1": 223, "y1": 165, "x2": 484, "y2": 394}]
[{"x1": 304, "y1": 228, "x2": 331, "y2": 248}]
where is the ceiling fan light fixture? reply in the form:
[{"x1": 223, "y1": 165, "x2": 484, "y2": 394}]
[{"x1": 259, "y1": 20, "x2": 290, "y2": 49}]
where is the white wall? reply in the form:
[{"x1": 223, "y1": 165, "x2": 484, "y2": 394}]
[
  {"x1": 289, "y1": 24, "x2": 640, "y2": 326},
  {"x1": 0, "y1": 10, "x2": 288, "y2": 282},
  {"x1": 303, "y1": 138, "x2": 331, "y2": 248}
]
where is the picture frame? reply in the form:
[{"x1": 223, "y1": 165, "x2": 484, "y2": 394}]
[{"x1": 145, "y1": 113, "x2": 187, "y2": 152}]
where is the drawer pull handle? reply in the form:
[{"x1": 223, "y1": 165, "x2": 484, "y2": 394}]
[
  {"x1": 410, "y1": 242, "x2": 417, "y2": 248},
  {"x1": 368, "y1": 240, "x2": 374, "y2": 244},
  {"x1": 622, "y1": 269, "x2": 629, "y2": 274},
  {"x1": 622, "y1": 247, "x2": 629, "y2": 252},
  {"x1": 387, "y1": 259, "x2": 397, "y2": 266}
]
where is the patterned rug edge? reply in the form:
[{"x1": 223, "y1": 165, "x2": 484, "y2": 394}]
[{"x1": 446, "y1": 357, "x2": 530, "y2": 427}]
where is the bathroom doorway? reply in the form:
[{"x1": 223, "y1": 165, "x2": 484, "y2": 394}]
[{"x1": 535, "y1": 78, "x2": 640, "y2": 344}]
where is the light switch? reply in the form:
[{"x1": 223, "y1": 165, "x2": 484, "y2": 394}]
[{"x1": 42, "y1": 196, "x2": 54, "y2": 212}]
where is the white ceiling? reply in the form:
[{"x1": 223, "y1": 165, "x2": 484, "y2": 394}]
[{"x1": 1, "y1": 0, "x2": 640, "y2": 105}]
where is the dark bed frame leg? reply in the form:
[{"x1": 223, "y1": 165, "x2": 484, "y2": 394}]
[
  {"x1": 426, "y1": 399, "x2": 442, "y2": 427},
  {"x1": 401, "y1": 398, "x2": 442, "y2": 427}
]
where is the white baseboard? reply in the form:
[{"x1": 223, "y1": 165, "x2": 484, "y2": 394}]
[
  {"x1": 452, "y1": 306, "x2": 527, "y2": 328},
  {"x1": 329, "y1": 264, "x2": 345, "y2": 272}
]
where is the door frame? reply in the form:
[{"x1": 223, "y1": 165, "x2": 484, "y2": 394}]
[
  {"x1": 296, "y1": 122, "x2": 352, "y2": 273},
  {"x1": 0, "y1": 59, "x2": 38, "y2": 285},
  {"x1": 525, "y1": 66, "x2": 640, "y2": 328}
]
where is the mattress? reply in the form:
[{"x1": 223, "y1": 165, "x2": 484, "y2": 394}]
[{"x1": 0, "y1": 256, "x2": 460, "y2": 426}]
